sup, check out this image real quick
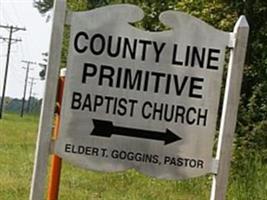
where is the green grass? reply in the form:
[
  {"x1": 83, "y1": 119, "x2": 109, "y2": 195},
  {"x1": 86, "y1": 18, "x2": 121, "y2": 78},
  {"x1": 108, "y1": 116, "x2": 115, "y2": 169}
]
[
  {"x1": 0, "y1": 113, "x2": 266, "y2": 199},
  {"x1": 58, "y1": 166, "x2": 210, "y2": 200},
  {"x1": 227, "y1": 155, "x2": 267, "y2": 200},
  {"x1": 0, "y1": 113, "x2": 37, "y2": 200}
]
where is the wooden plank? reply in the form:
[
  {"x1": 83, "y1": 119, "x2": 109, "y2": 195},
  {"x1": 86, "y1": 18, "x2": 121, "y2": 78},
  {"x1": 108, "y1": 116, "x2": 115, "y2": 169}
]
[
  {"x1": 210, "y1": 16, "x2": 249, "y2": 200},
  {"x1": 29, "y1": 0, "x2": 66, "y2": 199}
]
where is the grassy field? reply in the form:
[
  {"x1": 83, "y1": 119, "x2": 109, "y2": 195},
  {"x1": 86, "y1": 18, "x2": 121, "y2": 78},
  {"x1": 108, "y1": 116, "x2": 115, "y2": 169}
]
[{"x1": 0, "y1": 113, "x2": 266, "y2": 200}]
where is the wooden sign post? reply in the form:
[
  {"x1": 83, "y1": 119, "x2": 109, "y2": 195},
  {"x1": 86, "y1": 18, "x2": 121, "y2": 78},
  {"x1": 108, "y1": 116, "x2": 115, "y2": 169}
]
[
  {"x1": 210, "y1": 16, "x2": 249, "y2": 200},
  {"x1": 29, "y1": 0, "x2": 66, "y2": 199}
]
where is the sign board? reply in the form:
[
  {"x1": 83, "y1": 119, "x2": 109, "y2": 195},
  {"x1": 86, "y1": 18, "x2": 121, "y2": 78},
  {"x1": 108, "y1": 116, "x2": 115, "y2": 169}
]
[{"x1": 55, "y1": 4, "x2": 231, "y2": 179}]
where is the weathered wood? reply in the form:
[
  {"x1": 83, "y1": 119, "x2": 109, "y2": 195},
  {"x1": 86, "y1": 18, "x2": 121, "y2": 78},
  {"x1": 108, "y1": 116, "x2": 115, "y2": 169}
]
[
  {"x1": 29, "y1": 0, "x2": 66, "y2": 199},
  {"x1": 210, "y1": 16, "x2": 249, "y2": 200}
]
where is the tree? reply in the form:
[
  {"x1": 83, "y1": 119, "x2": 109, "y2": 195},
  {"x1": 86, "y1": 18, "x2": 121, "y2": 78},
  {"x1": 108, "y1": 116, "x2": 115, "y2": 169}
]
[{"x1": 33, "y1": 0, "x2": 53, "y2": 14}]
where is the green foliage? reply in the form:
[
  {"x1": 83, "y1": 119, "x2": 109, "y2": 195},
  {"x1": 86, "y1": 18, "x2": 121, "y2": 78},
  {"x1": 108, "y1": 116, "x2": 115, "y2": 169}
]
[
  {"x1": 126, "y1": 1, "x2": 177, "y2": 31},
  {"x1": 228, "y1": 0, "x2": 267, "y2": 160},
  {"x1": 33, "y1": 0, "x2": 53, "y2": 14},
  {"x1": 228, "y1": 152, "x2": 267, "y2": 200},
  {"x1": 67, "y1": 0, "x2": 88, "y2": 11},
  {"x1": 87, "y1": 0, "x2": 109, "y2": 8},
  {"x1": 232, "y1": 0, "x2": 267, "y2": 100},
  {"x1": 176, "y1": 0, "x2": 237, "y2": 31}
]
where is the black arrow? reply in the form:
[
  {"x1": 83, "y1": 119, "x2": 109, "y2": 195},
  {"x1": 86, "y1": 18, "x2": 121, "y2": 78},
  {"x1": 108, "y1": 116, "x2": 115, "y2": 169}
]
[{"x1": 90, "y1": 119, "x2": 182, "y2": 145}]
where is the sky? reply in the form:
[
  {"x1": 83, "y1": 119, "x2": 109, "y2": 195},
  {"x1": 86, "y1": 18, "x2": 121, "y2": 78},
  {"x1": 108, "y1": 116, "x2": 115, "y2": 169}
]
[{"x1": 0, "y1": 0, "x2": 52, "y2": 99}]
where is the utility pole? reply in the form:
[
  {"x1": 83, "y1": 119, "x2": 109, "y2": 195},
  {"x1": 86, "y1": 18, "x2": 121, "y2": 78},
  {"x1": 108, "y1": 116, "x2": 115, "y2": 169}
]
[
  {"x1": 20, "y1": 60, "x2": 36, "y2": 117},
  {"x1": 30, "y1": 92, "x2": 39, "y2": 113},
  {"x1": 0, "y1": 24, "x2": 26, "y2": 119},
  {"x1": 27, "y1": 77, "x2": 37, "y2": 113}
]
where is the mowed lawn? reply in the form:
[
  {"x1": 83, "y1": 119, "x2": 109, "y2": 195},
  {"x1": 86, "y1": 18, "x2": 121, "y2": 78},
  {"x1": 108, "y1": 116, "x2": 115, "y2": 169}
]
[
  {"x1": 0, "y1": 113, "x2": 37, "y2": 199},
  {"x1": 0, "y1": 113, "x2": 266, "y2": 199}
]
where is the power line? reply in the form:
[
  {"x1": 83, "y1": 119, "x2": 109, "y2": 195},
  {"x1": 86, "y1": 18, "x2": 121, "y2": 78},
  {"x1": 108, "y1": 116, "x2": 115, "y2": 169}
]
[
  {"x1": 27, "y1": 77, "x2": 37, "y2": 113},
  {"x1": 20, "y1": 60, "x2": 36, "y2": 117},
  {"x1": 0, "y1": 24, "x2": 26, "y2": 119},
  {"x1": 0, "y1": 36, "x2": 22, "y2": 43},
  {"x1": 0, "y1": 25, "x2": 26, "y2": 31}
]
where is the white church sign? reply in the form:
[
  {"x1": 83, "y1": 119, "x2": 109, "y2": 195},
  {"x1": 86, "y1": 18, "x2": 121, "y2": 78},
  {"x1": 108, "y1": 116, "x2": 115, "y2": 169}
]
[
  {"x1": 56, "y1": 4, "x2": 229, "y2": 179},
  {"x1": 30, "y1": 2, "x2": 248, "y2": 200}
]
